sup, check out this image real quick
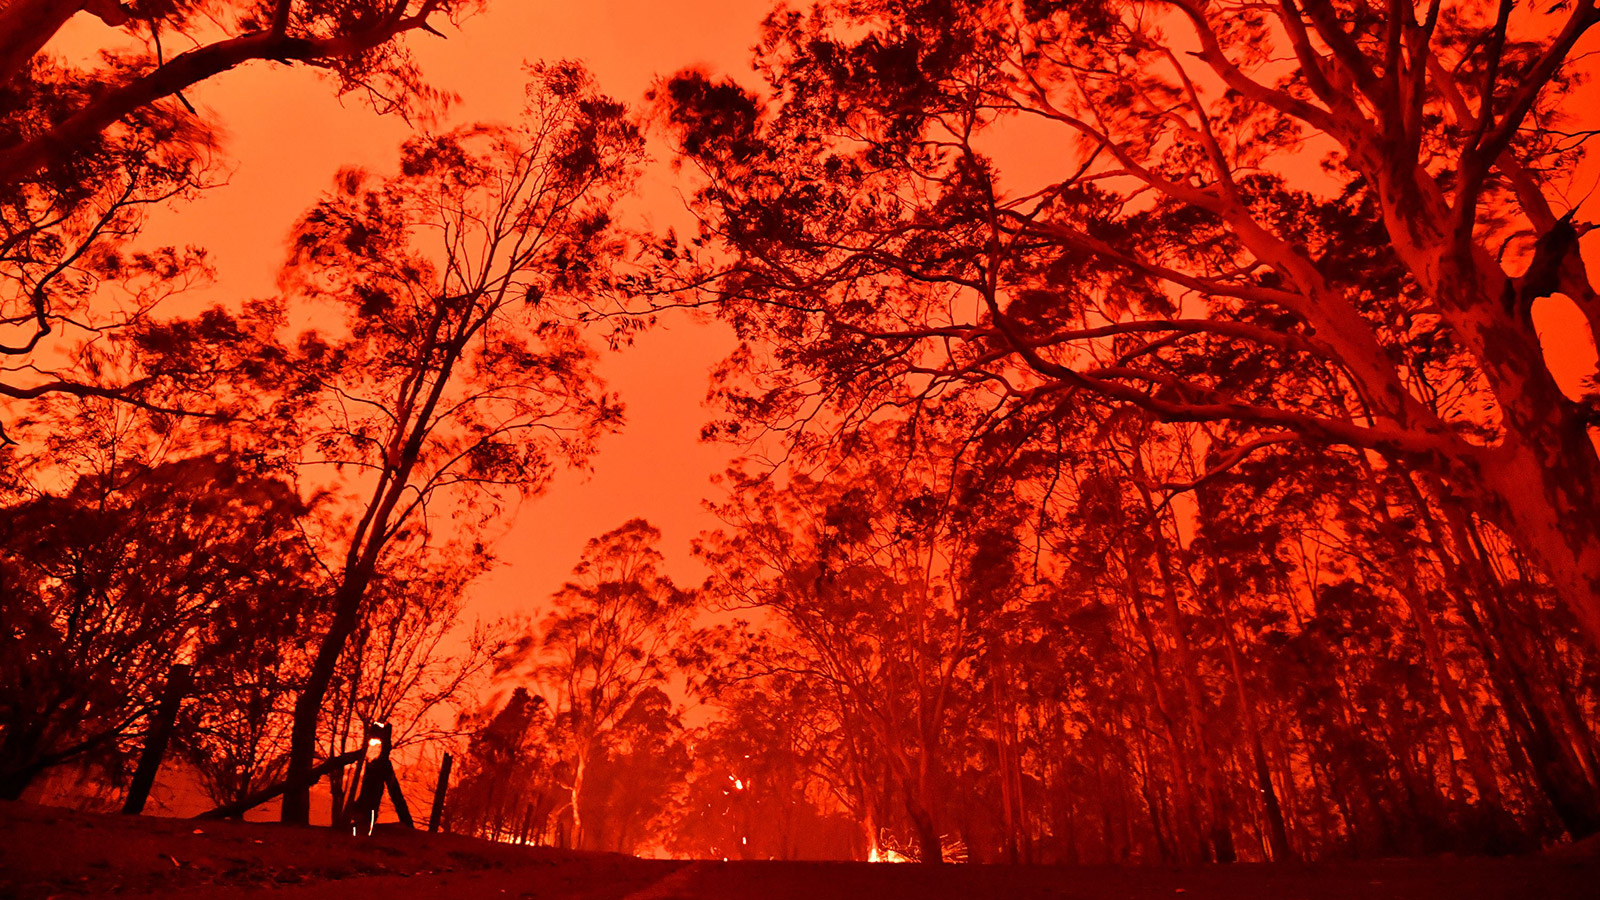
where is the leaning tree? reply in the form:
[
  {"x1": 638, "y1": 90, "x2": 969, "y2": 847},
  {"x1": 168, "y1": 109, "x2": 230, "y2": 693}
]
[{"x1": 274, "y1": 62, "x2": 638, "y2": 823}]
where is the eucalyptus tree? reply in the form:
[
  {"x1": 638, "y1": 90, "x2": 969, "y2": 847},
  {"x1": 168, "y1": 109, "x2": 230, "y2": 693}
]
[
  {"x1": 0, "y1": 452, "x2": 314, "y2": 799},
  {"x1": 661, "y1": 0, "x2": 1600, "y2": 647},
  {"x1": 275, "y1": 63, "x2": 637, "y2": 823},
  {"x1": 2, "y1": 0, "x2": 477, "y2": 423},
  {"x1": 531, "y1": 518, "x2": 694, "y2": 849},
  {"x1": 0, "y1": 0, "x2": 475, "y2": 187},
  {"x1": 698, "y1": 426, "x2": 1006, "y2": 863}
]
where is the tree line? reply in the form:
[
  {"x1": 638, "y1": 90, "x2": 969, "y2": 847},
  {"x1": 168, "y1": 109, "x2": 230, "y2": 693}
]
[{"x1": 3, "y1": 0, "x2": 1599, "y2": 865}]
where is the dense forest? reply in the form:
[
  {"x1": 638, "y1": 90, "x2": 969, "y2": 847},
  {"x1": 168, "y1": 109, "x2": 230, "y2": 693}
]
[{"x1": 3, "y1": 0, "x2": 1600, "y2": 868}]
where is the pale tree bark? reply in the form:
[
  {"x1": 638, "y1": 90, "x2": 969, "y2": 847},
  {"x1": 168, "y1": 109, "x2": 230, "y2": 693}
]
[
  {"x1": 676, "y1": 1, "x2": 1600, "y2": 644},
  {"x1": 568, "y1": 746, "x2": 588, "y2": 849},
  {"x1": 980, "y1": 0, "x2": 1600, "y2": 651},
  {"x1": 1150, "y1": 0, "x2": 1600, "y2": 647}
]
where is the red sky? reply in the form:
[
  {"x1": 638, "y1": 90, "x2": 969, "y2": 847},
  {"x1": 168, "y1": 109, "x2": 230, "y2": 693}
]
[
  {"x1": 69, "y1": 2, "x2": 779, "y2": 620},
  {"x1": 50, "y1": 2, "x2": 1600, "y2": 629}
]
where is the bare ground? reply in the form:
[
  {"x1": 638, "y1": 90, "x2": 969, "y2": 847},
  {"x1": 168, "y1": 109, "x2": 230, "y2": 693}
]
[{"x1": 4, "y1": 801, "x2": 1597, "y2": 900}]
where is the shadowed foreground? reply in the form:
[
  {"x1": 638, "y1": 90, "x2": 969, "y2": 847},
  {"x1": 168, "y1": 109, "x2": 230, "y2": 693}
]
[{"x1": 5, "y1": 802, "x2": 1599, "y2": 899}]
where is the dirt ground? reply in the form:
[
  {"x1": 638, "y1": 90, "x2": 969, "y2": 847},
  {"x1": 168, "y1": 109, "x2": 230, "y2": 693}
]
[{"x1": 4, "y1": 801, "x2": 1598, "y2": 900}]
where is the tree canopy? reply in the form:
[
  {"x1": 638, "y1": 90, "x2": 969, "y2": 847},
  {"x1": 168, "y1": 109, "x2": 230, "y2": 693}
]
[{"x1": 3, "y1": 0, "x2": 1599, "y2": 865}]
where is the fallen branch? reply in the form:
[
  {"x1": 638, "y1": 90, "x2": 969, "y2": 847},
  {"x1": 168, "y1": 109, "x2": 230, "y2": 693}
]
[{"x1": 195, "y1": 748, "x2": 364, "y2": 820}]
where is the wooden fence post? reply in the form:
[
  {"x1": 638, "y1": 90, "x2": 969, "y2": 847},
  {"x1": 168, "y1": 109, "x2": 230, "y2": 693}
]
[
  {"x1": 385, "y1": 768, "x2": 415, "y2": 829},
  {"x1": 428, "y1": 753, "x2": 453, "y2": 833},
  {"x1": 329, "y1": 758, "x2": 350, "y2": 828},
  {"x1": 122, "y1": 662, "x2": 192, "y2": 815}
]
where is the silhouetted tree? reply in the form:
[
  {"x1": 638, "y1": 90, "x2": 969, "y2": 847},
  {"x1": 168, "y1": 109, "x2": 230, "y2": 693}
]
[
  {"x1": 0, "y1": 453, "x2": 314, "y2": 798},
  {"x1": 698, "y1": 426, "x2": 1010, "y2": 862},
  {"x1": 669, "y1": 675, "x2": 863, "y2": 860},
  {"x1": 0, "y1": 0, "x2": 475, "y2": 188},
  {"x1": 447, "y1": 686, "x2": 562, "y2": 843},
  {"x1": 275, "y1": 62, "x2": 637, "y2": 824},
  {"x1": 0, "y1": 96, "x2": 218, "y2": 431},
  {"x1": 577, "y1": 686, "x2": 690, "y2": 854},
  {"x1": 661, "y1": 0, "x2": 1600, "y2": 649},
  {"x1": 318, "y1": 556, "x2": 513, "y2": 823},
  {"x1": 527, "y1": 518, "x2": 694, "y2": 848}
]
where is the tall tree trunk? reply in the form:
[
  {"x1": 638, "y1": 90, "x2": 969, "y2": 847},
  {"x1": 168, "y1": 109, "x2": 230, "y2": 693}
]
[
  {"x1": 1210, "y1": 588, "x2": 1293, "y2": 861},
  {"x1": 281, "y1": 580, "x2": 368, "y2": 825},
  {"x1": 569, "y1": 748, "x2": 588, "y2": 851},
  {"x1": 1136, "y1": 477, "x2": 1235, "y2": 863},
  {"x1": 859, "y1": 789, "x2": 879, "y2": 860},
  {"x1": 1499, "y1": 548, "x2": 1600, "y2": 789},
  {"x1": 1477, "y1": 435, "x2": 1600, "y2": 651},
  {"x1": 1364, "y1": 155, "x2": 1600, "y2": 650},
  {"x1": 990, "y1": 654, "x2": 1021, "y2": 863},
  {"x1": 1122, "y1": 559, "x2": 1206, "y2": 863},
  {"x1": 905, "y1": 792, "x2": 943, "y2": 863},
  {"x1": 1424, "y1": 486, "x2": 1600, "y2": 838},
  {"x1": 1362, "y1": 469, "x2": 1514, "y2": 843},
  {"x1": 281, "y1": 312, "x2": 467, "y2": 825},
  {"x1": 1188, "y1": 472, "x2": 1293, "y2": 862},
  {"x1": 1133, "y1": 737, "x2": 1176, "y2": 864}
]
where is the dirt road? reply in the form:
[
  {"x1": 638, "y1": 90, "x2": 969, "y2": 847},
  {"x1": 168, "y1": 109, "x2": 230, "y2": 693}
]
[{"x1": 4, "y1": 801, "x2": 1596, "y2": 899}]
